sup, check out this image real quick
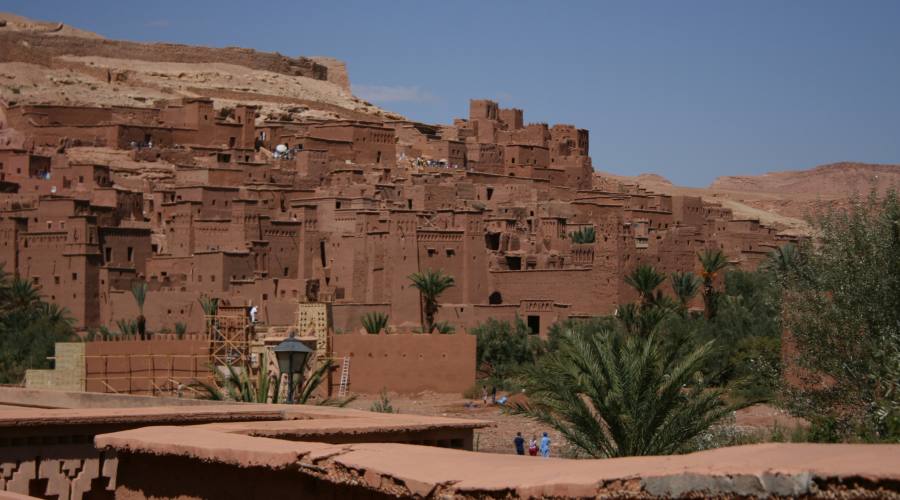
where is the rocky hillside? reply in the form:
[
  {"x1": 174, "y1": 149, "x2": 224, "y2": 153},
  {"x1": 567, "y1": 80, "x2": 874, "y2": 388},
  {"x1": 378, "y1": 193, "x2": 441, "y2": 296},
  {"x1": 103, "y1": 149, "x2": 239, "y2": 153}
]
[
  {"x1": 0, "y1": 12, "x2": 400, "y2": 122},
  {"x1": 597, "y1": 162, "x2": 899, "y2": 236},
  {"x1": 711, "y1": 162, "x2": 900, "y2": 197}
]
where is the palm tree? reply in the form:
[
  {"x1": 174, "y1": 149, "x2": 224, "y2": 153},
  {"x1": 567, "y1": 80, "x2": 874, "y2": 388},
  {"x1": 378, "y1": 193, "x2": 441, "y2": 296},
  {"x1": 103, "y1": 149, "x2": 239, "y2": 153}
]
[
  {"x1": 762, "y1": 243, "x2": 801, "y2": 276},
  {"x1": 198, "y1": 295, "x2": 219, "y2": 316},
  {"x1": 6, "y1": 277, "x2": 41, "y2": 313},
  {"x1": 39, "y1": 302, "x2": 74, "y2": 327},
  {"x1": 0, "y1": 265, "x2": 10, "y2": 306},
  {"x1": 361, "y1": 312, "x2": 389, "y2": 334},
  {"x1": 623, "y1": 264, "x2": 666, "y2": 307},
  {"x1": 408, "y1": 269, "x2": 455, "y2": 333},
  {"x1": 131, "y1": 281, "x2": 149, "y2": 340},
  {"x1": 698, "y1": 249, "x2": 729, "y2": 319},
  {"x1": 671, "y1": 271, "x2": 701, "y2": 316},
  {"x1": 512, "y1": 326, "x2": 735, "y2": 457},
  {"x1": 198, "y1": 295, "x2": 219, "y2": 338},
  {"x1": 616, "y1": 302, "x2": 670, "y2": 336}
]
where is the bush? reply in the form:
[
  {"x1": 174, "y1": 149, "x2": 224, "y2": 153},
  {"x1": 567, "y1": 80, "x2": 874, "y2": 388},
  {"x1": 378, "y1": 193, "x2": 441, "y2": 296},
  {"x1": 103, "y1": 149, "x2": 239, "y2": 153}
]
[
  {"x1": 471, "y1": 317, "x2": 545, "y2": 386},
  {"x1": 779, "y1": 189, "x2": 900, "y2": 442},
  {"x1": 369, "y1": 389, "x2": 396, "y2": 413},
  {"x1": 360, "y1": 312, "x2": 389, "y2": 334},
  {"x1": 569, "y1": 227, "x2": 596, "y2": 244},
  {"x1": 0, "y1": 271, "x2": 76, "y2": 383},
  {"x1": 434, "y1": 321, "x2": 455, "y2": 334}
]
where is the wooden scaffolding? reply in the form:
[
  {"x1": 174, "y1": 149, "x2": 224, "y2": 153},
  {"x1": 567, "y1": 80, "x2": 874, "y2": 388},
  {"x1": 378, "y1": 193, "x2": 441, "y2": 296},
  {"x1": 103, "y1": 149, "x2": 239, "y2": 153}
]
[{"x1": 207, "y1": 305, "x2": 251, "y2": 371}]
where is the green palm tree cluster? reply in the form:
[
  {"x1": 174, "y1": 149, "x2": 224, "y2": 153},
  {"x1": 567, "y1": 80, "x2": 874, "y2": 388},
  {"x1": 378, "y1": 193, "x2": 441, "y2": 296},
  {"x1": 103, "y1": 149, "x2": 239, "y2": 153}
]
[
  {"x1": 512, "y1": 325, "x2": 735, "y2": 457},
  {"x1": 408, "y1": 269, "x2": 455, "y2": 333},
  {"x1": 569, "y1": 227, "x2": 596, "y2": 244},
  {"x1": 509, "y1": 254, "x2": 746, "y2": 457},
  {"x1": 361, "y1": 312, "x2": 389, "y2": 334},
  {"x1": 619, "y1": 265, "x2": 682, "y2": 335},
  {"x1": 0, "y1": 266, "x2": 76, "y2": 383}
]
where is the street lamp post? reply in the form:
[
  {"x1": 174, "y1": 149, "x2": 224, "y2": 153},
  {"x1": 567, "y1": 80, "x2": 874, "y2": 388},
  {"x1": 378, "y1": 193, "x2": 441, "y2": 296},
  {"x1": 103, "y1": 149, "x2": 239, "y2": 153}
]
[{"x1": 274, "y1": 331, "x2": 313, "y2": 404}]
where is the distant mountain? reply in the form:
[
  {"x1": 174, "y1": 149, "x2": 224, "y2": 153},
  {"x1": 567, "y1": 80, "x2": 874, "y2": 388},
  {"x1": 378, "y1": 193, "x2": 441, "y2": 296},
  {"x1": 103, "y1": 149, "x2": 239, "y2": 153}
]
[
  {"x1": 595, "y1": 162, "x2": 899, "y2": 236},
  {"x1": 710, "y1": 162, "x2": 900, "y2": 197}
]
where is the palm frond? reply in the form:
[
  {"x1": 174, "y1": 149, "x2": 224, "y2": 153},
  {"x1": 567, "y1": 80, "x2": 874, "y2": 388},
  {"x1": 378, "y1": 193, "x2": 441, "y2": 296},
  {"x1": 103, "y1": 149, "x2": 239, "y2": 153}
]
[
  {"x1": 361, "y1": 311, "x2": 389, "y2": 334},
  {"x1": 511, "y1": 326, "x2": 734, "y2": 458}
]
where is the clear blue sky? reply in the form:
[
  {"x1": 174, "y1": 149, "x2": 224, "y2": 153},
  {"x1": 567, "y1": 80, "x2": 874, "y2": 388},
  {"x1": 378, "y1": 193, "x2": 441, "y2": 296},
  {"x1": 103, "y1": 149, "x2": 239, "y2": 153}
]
[{"x1": 5, "y1": 0, "x2": 899, "y2": 186}]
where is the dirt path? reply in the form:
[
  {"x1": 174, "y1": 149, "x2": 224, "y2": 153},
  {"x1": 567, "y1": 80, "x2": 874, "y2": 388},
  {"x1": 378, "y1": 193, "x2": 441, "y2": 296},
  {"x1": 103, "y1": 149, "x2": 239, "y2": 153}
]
[{"x1": 345, "y1": 391, "x2": 806, "y2": 456}]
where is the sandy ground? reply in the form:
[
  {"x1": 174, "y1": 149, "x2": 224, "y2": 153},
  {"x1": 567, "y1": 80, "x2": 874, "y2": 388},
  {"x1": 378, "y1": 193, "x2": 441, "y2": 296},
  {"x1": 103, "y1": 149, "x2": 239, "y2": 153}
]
[{"x1": 345, "y1": 391, "x2": 807, "y2": 456}]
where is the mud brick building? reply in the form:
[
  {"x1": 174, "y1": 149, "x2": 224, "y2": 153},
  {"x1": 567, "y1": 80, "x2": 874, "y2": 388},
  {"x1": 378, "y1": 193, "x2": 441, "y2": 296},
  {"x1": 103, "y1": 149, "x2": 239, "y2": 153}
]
[{"x1": 0, "y1": 96, "x2": 796, "y2": 339}]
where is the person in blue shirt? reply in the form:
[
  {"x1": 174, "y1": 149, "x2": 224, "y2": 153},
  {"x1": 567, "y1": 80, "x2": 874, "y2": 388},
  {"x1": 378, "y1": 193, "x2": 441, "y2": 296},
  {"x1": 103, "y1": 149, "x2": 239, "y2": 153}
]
[
  {"x1": 539, "y1": 432, "x2": 551, "y2": 458},
  {"x1": 513, "y1": 432, "x2": 525, "y2": 455}
]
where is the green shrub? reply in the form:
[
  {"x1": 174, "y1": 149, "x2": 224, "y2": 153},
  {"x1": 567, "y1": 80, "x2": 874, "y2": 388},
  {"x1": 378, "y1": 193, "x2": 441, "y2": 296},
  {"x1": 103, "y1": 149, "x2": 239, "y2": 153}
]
[
  {"x1": 569, "y1": 226, "x2": 596, "y2": 244},
  {"x1": 471, "y1": 317, "x2": 545, "y2": 387},
  {"x1": 360, "y1": 312, "x2": 389, "y2": 334},
  {"x1": 369, "y1": 389, "x2": 396, "y2": 413}
]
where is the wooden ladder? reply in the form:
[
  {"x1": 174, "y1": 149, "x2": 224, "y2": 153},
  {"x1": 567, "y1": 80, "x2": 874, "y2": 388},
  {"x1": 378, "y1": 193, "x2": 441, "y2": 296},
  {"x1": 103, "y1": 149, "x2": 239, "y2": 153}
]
[{"x1": 337, "y1": 356, "x2": 350, "y2": 398}]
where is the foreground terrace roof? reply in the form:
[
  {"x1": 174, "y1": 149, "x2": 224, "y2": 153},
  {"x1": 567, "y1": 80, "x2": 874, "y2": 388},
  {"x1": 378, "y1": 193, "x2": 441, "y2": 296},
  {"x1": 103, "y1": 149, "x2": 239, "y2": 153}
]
[{"x1": 97, "y1": 425, "x2": 900, "y2": 498}]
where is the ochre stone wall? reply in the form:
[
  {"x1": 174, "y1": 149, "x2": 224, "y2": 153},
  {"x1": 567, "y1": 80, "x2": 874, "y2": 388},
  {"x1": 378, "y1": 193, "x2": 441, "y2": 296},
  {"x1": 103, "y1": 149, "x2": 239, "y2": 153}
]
[{"x1": 331, "y1": 333, "x2": 475, "y2": 394}]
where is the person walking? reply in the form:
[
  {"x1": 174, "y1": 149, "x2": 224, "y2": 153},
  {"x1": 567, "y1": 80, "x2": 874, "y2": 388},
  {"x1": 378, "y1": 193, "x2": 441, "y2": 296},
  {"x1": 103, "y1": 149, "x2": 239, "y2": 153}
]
[
  {"x1": 481, "y1": 385, "x2": 488, "y2": 405},
  {"x1": 513, "y1": 432, "x2": 525, "y2": 455},
  {"x1": 539, "y1": 432, "x2": 551, "y2": 458},
  {"x1": 528, "y1": 435, "x2": 538, "y2": 456}
]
